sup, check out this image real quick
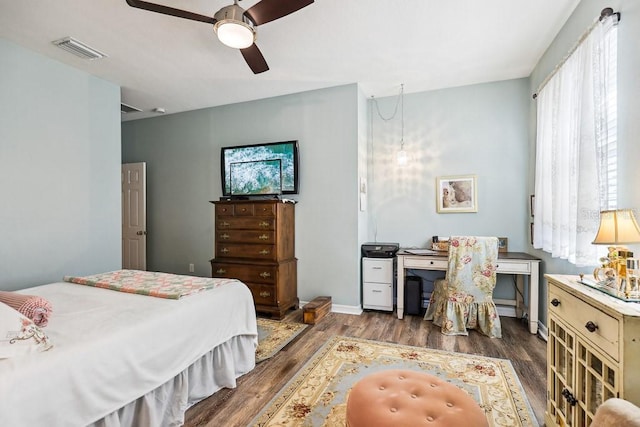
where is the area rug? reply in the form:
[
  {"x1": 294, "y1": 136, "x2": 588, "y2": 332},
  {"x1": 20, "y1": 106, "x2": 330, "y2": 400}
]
[
  {"x1": 250, "y1": 335, "x2": 537, "y2": 426},
  {"x1": 256, "y1": 318, "x2": 308, "y2": 363}
]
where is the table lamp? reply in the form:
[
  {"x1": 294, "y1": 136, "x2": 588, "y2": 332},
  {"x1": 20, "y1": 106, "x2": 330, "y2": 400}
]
[{"x1": 592, "y1": 209, "x2": 640, "y2": 293}]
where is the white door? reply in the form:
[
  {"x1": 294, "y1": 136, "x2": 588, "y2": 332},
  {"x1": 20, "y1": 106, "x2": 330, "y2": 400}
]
[{"x1": 122, "y1": 162, "x2": 147, "y2": 270}]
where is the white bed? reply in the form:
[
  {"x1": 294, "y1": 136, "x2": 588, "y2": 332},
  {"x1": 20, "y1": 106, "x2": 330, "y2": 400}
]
[{"x1": 0, "y1": 278, "x2": 257, "y2": 427}]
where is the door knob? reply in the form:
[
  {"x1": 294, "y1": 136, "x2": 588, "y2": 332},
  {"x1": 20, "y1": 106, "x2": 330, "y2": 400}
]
[{"x1": 136, "y1": 230, "x2": 147, "y2": 235}]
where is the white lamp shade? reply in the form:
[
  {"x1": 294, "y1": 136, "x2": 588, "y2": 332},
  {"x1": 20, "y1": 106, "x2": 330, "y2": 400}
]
[
  {"x1": 215, "y1": 21, "x2": 254, "y2": 49},
  {"x1": 397, "y1": 149, "x2": 408, "y2": 166},
  {"x1": 592, "y1": 209, "x2": 640, "y2": 244}
]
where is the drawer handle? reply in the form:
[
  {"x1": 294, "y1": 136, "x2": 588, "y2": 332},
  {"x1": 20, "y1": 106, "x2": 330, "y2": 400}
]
[
  {"x1": 259, "y1": 291, "x2": 271, "y2": 298},
  {"x1": 259, "y1": 249, "x2": 270, "y2": 255},
  {"x1": 241, "y1": 208, "x2": 247, "y2": 212},
  {"x1": 585, "y1": 321, "x2": 598, "y2": 333},
  {"x1": 258, "y1": 234, "x2": 269, "y2": 240},
  {"x1": 216, "y1": 268, "x2": 226, "y2": 274},
  {"x1": 220, "y1": 233, "x2": 230, "y2": 240},
  {"x1": 259, "y1": 221, "x2": 270, "y2": 228},
  {"x1": 561, "y1": 388, "x2": 577, "y2": 406},
  {"x1": 372, "y1": 267, "x2": 382, "y2": 270},
  {"x1": 551, "y1": 298, "x2": 560, "y2": 307},
  {"x1": 220, "y1": 248, "x2": 229, "y2": 254},
  {"x1": 220, "y1": 221, "x2": 230, "y2": 227},
  {"x1": 372, "y1": 290, "x2": 382, "y2": 293},
  {"x1": 259, "y1": 272, "x2": 271, "y2": 278}
]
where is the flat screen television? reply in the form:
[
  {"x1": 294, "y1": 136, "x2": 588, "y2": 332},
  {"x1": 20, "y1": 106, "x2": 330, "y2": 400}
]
[{"x1": 221, "y1": 140, "x2": 299, "y2": 197}]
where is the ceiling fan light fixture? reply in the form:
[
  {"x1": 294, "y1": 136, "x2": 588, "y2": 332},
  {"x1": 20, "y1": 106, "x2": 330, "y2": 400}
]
[
  {"x1": 213, "y1": 3, "x2": 256, "y2": 49},
  {"x1": 214, "y1": 20, "x2": 255, "y2": 49}
]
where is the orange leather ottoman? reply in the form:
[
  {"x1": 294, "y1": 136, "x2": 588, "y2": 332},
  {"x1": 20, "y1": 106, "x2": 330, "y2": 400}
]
[{"x1": 346, "y1": 369, "x2": 488, "y2": 427}]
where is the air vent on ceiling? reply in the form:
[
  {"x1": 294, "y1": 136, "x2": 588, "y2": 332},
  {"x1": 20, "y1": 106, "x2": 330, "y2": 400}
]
[
  {"x1": 52, "y1": 37, "x2": 107, "y2": 60},
  {"x1": 121, "y1": 103, "x2": 142, "y2": 114}
]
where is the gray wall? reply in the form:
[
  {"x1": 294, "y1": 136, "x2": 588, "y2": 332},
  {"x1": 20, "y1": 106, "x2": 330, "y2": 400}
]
[
  {"x1": 0, "y1": 39, "x2": 121, "y2": 291},
  {"x1": 528, "y1": 0, "x2": 640, "y2": 325},
  {"x1": 122, "y1": 84, "x2": 363, "y2": 307},
  {"x1": 368, "y1": 78, "x2": 530, "y2": 300}
]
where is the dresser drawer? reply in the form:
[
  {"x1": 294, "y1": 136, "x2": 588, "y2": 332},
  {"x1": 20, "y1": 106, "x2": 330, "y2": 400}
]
[
  {"x1": 216, "y1": 230, "x2": 275, "y2": 244},
  {"x1": 216, "y1": 243, "x2": 276, "y2": 260},
  {"x1": 211, "y1": 262, "x2": 277, "y2": 284},
  {"x1": 216, "y1": 217, "x2": 274, "y2": 230},
  {"x1": 215, "y1": 204, "x2": 235, "y2": 216},
  {"x1": 247, "y1": 283, "x2": 277, "y2": 305},
  {"x1": 549, "y1": 285, "x2": 619, "y2": 360}
]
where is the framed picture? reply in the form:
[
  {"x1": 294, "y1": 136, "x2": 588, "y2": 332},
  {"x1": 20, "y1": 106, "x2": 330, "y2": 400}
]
[
  {"x1": 530, "y1": 195, "x2": 535, "y2": 217},
  {"x1": 530, "y1": 223, "x2": 534, "y2": 244},
  {"x1": 436, "y1": 175, "x2": 477, "y2": 213},
  {"x1": 498, "y1": 237, "x2": 508, "y2": 253}
]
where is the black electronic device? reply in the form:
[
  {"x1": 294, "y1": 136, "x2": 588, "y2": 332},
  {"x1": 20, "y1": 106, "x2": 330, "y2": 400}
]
[
  {"x1": 221, "y1": 140, "x2": 299, "y2": 198},
  {"x1": 361, "y1": 242, "x2": 399, "y2": 258},
  {"x1": 405, "y1": 276, "x2": 423, "y2": 316}
]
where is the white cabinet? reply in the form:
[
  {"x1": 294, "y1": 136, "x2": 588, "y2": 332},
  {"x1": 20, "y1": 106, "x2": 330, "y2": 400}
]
[{"x1": 362, "y1": 258, "x2": 394, "y2": 311}]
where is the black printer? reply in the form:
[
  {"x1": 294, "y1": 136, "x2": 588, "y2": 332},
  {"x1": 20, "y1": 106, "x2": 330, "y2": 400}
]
[{"x1": 361, "y1": 242, "x2": 400, "y2": 258}]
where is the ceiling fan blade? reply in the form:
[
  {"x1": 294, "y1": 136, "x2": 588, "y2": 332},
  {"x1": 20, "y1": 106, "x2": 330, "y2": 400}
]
[
  {"x1": 244, "y1": 0, "x2": 313, "y2": 26},
  {"x1": 241, "y1": 44, "x2": 269, "y2": 74},
  {"x1": 125, "y1": 0, "x2": 216, "y2": 24}
]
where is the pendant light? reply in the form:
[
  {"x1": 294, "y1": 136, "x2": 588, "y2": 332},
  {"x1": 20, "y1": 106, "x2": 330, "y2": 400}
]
[{"x1": 396, "y1": 84, "x2": 408, "y2": 166}]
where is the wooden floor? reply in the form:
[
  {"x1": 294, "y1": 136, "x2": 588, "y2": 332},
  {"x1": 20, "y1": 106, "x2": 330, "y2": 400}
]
[{"x1": 184, "y1": 310, "x2": 547, "y2": 427}]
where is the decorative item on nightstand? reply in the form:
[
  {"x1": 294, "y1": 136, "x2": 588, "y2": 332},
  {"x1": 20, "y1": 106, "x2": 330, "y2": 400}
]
[{"x1": 592, "y1": 209, "x2": 640, "y2": 296}]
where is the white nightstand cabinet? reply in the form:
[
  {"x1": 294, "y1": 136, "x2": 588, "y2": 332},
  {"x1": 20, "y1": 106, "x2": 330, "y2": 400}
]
[
  {"x1": 545, "y1": 274, "x2": 640, "y2": 427},
  {"x1": 362, "y1": 258, "x2": 394, "y2": 311}
]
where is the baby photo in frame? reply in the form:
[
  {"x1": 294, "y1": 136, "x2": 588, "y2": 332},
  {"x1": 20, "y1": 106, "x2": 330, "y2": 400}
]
[{"x1": 436, "y1": 175, "x2": 477, "y2": 213}]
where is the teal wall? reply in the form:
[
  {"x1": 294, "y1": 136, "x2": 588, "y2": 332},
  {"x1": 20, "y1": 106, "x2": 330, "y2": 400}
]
[
  {"x1": 0, "y1": 39, "x2": 121, "y2": 290},
  {"x1": 528, "y1": 0, "x2": 640, "y2": 325},
  {"x1": 122, "y1": 84, "x2": 362, "y2": 307}
]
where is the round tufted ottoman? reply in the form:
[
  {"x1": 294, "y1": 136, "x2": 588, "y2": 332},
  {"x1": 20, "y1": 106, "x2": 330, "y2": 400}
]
[{"x1": 346, "y1": 369, "x2": 488, "y2": 427}]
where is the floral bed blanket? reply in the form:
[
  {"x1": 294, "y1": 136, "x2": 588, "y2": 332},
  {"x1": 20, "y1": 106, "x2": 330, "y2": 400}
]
[{"x1": 63, "y1": 269, "x2": 236, "y2": 299}]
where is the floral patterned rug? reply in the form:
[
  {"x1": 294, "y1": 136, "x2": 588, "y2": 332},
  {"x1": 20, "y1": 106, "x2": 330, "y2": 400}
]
[
  {"x1": 250, "y1": 335, "x2": 537, "y2": 426},
  {"x1": 256, "y1": 318, "x2": 308, "y2": 363}
]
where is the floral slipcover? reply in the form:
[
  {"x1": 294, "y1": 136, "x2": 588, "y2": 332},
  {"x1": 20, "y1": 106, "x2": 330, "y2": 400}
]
[{"x1": 424, "y1": 236, "x2": 502, "y2": 338}]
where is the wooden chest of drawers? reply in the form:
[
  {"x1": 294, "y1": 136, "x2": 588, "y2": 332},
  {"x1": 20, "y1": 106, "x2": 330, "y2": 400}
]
[{"x1": 210, "y1": 200, "x2": 297, "y2": 319}]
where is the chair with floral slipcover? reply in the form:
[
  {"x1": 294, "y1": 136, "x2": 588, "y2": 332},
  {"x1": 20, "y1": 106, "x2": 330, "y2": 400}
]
[{"x1": 424, "y1": 236, "x2": 502, "y2": 338}]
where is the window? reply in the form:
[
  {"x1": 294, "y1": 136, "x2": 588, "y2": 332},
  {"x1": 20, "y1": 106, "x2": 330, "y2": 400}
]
[{"x1": 533, "y1": 14, "x2": 618, "y2": 267}]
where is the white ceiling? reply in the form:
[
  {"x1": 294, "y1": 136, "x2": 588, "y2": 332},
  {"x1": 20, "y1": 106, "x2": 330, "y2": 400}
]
[{"x1": 0, "y1": 0, "x2": 580, "y2": 121}]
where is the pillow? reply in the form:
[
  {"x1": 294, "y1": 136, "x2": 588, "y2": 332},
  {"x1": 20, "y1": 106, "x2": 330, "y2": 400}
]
[
  {"x1": 0, "y1": 302, "x2": 53, "y2": 358},
  {"x1": 0, "y1": 290, "x2": 52, "y2": 327}
]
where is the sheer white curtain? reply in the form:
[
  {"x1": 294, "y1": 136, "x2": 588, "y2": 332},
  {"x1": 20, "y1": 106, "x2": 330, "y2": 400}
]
[{"x1": 533, "y1": 15, "x2": 618, "y2": 266}]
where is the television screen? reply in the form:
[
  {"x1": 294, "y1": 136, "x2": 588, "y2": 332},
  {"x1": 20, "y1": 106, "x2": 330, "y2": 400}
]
[
  {"x1": 221, "y1": 141, "x2": 299, "y2": 197},
  {"x1": 230, "y1": 159, "x2": 282, "y2": 196}
]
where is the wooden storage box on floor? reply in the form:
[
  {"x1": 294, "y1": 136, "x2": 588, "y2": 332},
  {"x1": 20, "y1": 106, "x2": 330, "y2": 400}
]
[{"x1": 303, "y1": 296, "x2": 332, "y2": 325}]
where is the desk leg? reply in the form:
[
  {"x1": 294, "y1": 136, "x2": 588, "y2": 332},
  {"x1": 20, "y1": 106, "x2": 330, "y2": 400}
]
[
  {"x1": 515, "y1": 275, "x2": 524, "y2": 319},
  {"x1": 397, "y1": 257, "x2": 405, "y2": 319},
  {"x1": 529, "y1": 264, "x2": 540, "y2": 334}
]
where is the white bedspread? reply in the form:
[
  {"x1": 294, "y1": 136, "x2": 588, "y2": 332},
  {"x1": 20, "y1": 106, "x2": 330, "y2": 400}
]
[{"x1": 0, "y1": 280, "x2": 257, "y2": 427}]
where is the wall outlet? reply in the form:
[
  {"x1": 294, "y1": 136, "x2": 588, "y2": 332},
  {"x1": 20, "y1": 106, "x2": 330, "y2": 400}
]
[{"x1": 189, "y1": 263, "x2": 195, "y2": 273}]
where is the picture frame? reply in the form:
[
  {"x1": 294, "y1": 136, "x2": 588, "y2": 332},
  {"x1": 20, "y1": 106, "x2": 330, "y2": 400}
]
[
  {"x1": 436, "y1": 175, "x2": 477, "y2": 213},
  {"x1": 498, "y1": 237, "x2": 508, "y2": 253},
  {"x1": 530, "y1": 194, "x2": 535, "y2": 217},
  {"x1": 530, "y1": 223, "x2": 534, "y2": 244}
]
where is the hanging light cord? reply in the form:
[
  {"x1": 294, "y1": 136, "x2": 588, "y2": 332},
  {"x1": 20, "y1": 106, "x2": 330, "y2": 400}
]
[
  {"x1": 400, "y1": 84, "x2": 404, "y2": 150},
  {"x1": 371, "y1": 84, "x2": 404, "y2": 121}
]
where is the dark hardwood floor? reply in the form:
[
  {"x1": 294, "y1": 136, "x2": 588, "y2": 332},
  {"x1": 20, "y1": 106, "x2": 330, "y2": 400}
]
[{"x1": 184, "y1": 310, "x2": 547, "y2": 427}]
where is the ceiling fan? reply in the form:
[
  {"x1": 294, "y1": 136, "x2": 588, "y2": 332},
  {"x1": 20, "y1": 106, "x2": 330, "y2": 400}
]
[{"x1": 125, "y1": 0, "x2": 313, "y2": 74}]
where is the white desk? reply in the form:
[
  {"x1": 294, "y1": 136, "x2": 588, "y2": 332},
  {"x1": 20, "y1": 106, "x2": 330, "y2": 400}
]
[{"x1": 396, "y1": 251, "x2": 541, "y2": 334}]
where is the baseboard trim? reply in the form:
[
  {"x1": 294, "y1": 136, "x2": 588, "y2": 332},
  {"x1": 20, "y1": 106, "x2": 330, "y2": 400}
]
[
  {"x1": 537, "y1": 321, "x2": 548, "y2": 341},
  {"x1": 299, "y1": 300, "x2": 363, "y2": 316}
]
